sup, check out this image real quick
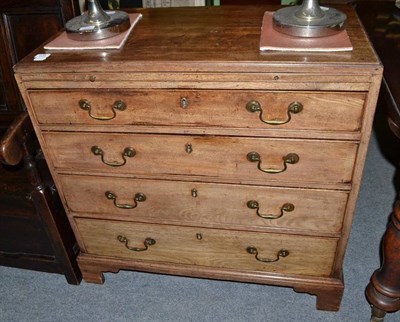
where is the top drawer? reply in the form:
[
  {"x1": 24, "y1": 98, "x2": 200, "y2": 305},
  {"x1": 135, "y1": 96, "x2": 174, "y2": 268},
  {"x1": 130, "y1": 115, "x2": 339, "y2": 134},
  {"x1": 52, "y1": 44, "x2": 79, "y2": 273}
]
[{"x1": 28, "y1": 90, "x2": 365, "y2": 132}]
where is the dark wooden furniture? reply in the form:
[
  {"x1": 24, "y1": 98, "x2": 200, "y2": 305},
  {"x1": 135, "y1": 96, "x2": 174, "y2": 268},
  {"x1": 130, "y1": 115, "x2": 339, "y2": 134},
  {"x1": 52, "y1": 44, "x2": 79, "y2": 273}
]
[
  {"x1": 98, "y1": 0, "x2": 217, "y2": 8},
  {"x1": 14, "y1": 5, "x2": 381, "y2": 310},
  {"x1": 356, "y1": 1, "x2": 400, "y2": 321},
  {"x1": 0, "y1": 0, "x2": 81, "y2": 284},
  {"x1": 220, "y1": 0, "x2": 280, "y2": 4},
  {"x1": 0, "y1": 112, "x2": 81, "y2": 284},
  {"x1": 0, "y1": 0, "x2": 80, "y2": 131}
]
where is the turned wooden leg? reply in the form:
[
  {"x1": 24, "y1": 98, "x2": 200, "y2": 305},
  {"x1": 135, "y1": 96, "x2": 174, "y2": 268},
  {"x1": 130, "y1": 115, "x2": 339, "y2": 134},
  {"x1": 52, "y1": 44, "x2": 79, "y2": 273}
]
[
  {"x1": 370, "y1": 306, "x2": 386, "y2": 322},
  {"x1": 366, "y1": 200, "x2": 400, "y2": 321}
]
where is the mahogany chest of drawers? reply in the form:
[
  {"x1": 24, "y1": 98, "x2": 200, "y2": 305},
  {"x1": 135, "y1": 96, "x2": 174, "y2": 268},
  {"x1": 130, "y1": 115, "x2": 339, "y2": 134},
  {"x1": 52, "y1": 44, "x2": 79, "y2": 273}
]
[{"x1": 14, "y1": 5, "x2": 382, "y2": 311}]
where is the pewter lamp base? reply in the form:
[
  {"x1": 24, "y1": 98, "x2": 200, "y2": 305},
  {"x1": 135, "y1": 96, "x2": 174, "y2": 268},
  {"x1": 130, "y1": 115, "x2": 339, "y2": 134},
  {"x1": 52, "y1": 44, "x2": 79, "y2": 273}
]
[
  {"x1": 65, "y1": 0, "x2": 130, "y2": 41},
  {"x1": 273, "y1": 1, "x2": 347, "y2": 38}
]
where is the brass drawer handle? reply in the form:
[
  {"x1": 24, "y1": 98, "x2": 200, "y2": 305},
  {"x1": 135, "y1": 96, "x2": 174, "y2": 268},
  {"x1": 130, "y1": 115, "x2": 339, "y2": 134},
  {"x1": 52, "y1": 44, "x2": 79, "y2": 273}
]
[
  {"x1": 246, "y1": 246, "x2": 289, "y2": 263},
  {"x1": 117, "y1": 235, "x2": 156, "y2": 252},
  {"x1": 247, "y1": 151, "x2": 299, "y2": 174},
  {"x1": 105, "y1": 191, "x2": 146, "y2": 209},
  {"x1": 91, "y1": 145, "x2": 136, "y2": 167},
  {"x1": 79, "y1": 99, "x2": 127, "y2": 121},
  {"x1": 246, "y1": 100, "x2": 303, "y2": 125},
  {"x1": 247, "y1": 200, "x2": 295, "y2": 219}
]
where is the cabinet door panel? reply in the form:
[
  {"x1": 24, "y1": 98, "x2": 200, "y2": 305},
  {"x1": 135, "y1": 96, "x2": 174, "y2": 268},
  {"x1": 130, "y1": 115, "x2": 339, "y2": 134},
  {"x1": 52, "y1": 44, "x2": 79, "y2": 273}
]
[
  {"x1": 4, "y1": 13, "x2": 62, "y2": 63},
  {"x1": 0, "y1": 0, "x2": 74, "y2": 128}
]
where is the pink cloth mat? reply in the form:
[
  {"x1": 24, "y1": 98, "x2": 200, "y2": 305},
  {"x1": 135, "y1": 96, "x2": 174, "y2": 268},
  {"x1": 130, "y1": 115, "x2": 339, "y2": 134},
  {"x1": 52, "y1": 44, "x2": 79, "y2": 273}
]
[
  {"x1": 44, "y1": 13, "x2": 142, "y2": 50},
  {"x1": 260, "y1": 11, "x2": 353, "y2": 52}
]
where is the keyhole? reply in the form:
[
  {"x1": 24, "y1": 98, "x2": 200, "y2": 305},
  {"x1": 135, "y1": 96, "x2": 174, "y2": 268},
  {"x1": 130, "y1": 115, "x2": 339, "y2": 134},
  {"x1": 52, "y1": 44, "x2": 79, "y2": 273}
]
[
  {"x1": 180, "y1": 97, "x2": 189, "y2": 109},
  {"x1": 185, "y1": 143, "x2": 193, "y2": 154}
]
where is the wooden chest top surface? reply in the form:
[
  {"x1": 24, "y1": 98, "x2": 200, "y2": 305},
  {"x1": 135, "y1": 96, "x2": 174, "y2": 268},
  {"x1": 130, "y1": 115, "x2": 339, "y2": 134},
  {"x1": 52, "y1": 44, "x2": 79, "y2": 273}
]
[{"x1": 14, "y1": 5, "x2": 381, "y2": 75}]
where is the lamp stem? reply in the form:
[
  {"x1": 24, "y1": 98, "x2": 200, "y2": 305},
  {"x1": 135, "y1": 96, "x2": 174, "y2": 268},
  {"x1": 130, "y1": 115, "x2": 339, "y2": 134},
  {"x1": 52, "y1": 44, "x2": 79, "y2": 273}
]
[
  {"x1": 295, "y1": 0, "x2": 325, "y2": 20},
  {"x1": 85, "y1": 0, "x2": 110, "y2": 25}
]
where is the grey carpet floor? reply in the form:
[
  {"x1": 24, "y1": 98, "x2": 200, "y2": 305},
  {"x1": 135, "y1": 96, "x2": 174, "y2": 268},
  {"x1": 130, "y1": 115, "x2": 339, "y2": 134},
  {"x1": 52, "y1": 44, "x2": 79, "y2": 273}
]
[{"x1": 1, "y1": 113, "x2": 400, "y2": 322}]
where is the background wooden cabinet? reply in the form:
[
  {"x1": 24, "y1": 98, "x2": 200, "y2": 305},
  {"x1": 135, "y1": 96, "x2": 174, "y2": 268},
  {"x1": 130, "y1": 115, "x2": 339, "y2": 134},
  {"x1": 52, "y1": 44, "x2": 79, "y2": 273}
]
[
  {"x1": 0, "y1": 0, "x2": 81, "y2": 284},
  {"x1": 0, "y1": 0, "x2": 79, "y2": 131}
]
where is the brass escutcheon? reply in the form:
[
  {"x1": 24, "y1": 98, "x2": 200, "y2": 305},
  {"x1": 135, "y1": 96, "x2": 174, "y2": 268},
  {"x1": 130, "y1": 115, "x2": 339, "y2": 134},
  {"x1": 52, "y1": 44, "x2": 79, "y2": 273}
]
[
  {"x1": 185, "y1": 143, "x2": 193, "y2": 154},
  {"x1": 91, "y1": 145, "x2": 136, "y2": 167},
  {"x1": 246, "y1": 151, "x2": 299, "y2": 174},
  {"x1": 180, "y1": 97, "x2": 189, "y2": 109},
  {"x1": 246, "y1": 100, "x2": 303, "y2": 125},
  {"x1": 246, "y1": 246, "x2": 289, "y2": 263},
  {"x1": 113, "y1": 100, "x2": 127, "y2": 111},
  {"x1": 247, "y1": 200, "x2": 295, "y2": 219}
]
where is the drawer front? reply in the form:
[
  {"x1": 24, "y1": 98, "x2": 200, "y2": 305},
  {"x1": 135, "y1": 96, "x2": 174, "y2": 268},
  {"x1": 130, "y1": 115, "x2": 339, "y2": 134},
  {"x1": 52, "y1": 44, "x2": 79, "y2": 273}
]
[
  {"x1": 29, "y1": 90, "x2": 365, "y2": 132},
  {"x1": 76, "y1": 218, "x2": 337, "y2": 277},
  {"x1": 61, "y1": 175, "x2": 347, "y2": 234},
  {"x1": 44, "y1": 132, "x2": 358, "y2": 187}
]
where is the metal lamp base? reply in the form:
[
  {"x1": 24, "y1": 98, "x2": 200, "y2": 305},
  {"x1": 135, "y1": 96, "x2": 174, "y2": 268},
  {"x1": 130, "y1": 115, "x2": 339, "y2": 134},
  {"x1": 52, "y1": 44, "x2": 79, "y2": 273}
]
[
  {"x1": 65, "y1": 0, "x2": 131, "y2": 41},
  {"x1": 273, "y1": 0, "x2": 347, "y2": 38}
]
